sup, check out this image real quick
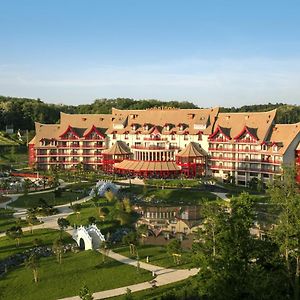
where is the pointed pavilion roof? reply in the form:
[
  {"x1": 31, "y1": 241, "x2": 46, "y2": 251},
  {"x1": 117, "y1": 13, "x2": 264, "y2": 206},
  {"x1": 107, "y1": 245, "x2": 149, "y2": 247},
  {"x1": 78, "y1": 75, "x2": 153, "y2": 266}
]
[
  {"x1": 177, "y1": 142, "x2": 206, "y2": 158},
  {"x1": 102, "y1": 141, "x2": 132, "y2": 155}
]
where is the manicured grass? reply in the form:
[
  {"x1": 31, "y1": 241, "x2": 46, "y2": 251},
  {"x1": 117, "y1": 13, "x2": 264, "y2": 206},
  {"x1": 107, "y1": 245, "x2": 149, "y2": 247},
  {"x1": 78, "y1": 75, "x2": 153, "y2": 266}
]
[
  {"x1": 114, "y1": 244, "x2": 194, "y2": 269},
  {"x1": 67, "y1": 201, "x2": 121, "y2": 235},
  {"x1": 0, "y1": 208, "x2": 29, "y2": 233},
  {"x1": 0, "y1": 228, "x2": 72, "y2": 260},
  {"x1": 145, "y1": 178, "x2": 201, "y2": 188},
  {"x1": 125, "y1": 185, "x2": 217, "y2": 205},
  {"x1": 0, "y1": 250, "x2": 152, "y2": 300},
  {"x1": 10, "y1": 190, "x2": 86, "y2": 208}
]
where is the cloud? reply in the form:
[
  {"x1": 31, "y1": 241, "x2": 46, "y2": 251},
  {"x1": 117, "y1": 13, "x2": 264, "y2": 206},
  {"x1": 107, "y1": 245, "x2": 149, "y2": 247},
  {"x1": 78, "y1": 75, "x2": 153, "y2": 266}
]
[{"x1": 0, "y1": 57, "x2": 299, "y2": 106}]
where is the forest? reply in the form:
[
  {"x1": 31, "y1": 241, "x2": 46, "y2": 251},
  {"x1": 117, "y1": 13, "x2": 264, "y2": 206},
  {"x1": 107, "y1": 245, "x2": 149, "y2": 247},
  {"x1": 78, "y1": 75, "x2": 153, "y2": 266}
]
[{"x1": 0, "y1": 95, "x2": 299, "y2": 131}]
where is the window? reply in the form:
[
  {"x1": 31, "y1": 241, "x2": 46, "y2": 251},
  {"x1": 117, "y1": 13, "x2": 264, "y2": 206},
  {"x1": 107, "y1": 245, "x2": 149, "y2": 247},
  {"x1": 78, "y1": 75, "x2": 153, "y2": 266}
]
[
  {"x1": 184, "y1": 135, "x2": 188, "y2": 141},
  {"x1": 125, "y1": 133, "x2": 128, "y2": 140},
  {"x1": 113, "y1": 133, "x2": 116, "y2": 139}
]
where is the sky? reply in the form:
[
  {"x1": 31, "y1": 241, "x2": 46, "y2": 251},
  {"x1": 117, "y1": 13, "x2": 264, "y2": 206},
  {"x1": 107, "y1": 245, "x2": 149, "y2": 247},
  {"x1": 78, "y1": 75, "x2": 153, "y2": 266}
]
[{"x1": 0, "y1": 0, "x2": 300, "y2": 107}]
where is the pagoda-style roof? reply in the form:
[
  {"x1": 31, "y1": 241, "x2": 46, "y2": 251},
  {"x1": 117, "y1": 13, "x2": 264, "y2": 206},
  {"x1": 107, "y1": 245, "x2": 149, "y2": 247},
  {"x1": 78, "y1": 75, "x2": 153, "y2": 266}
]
[
  {"x1": 114, "y1": 160, "x2": 180, "y2": 172},
  {"x1": 102, "y1": 141, "x2": 132, "y2": 156},
  {"x1": 177, "y1": 142, "x2": 206, "y2": 158}
]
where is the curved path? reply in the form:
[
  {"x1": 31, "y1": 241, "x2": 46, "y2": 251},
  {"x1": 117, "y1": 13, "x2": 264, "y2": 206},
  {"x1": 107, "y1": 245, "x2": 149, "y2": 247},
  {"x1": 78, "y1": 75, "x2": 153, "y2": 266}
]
[
  {"x1": 58, "y1": 250, "x2": 199, "y2": 300},
  {"x1": 1, "y1": 183, "x2": 199, "y2": 299}
]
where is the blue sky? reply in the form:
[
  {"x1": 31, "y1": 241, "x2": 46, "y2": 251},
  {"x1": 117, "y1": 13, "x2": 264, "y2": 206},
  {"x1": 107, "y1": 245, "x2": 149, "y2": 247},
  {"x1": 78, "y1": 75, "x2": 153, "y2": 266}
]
[{"x1": 0, "y1": 0, "x2": 300, "y2": 106}]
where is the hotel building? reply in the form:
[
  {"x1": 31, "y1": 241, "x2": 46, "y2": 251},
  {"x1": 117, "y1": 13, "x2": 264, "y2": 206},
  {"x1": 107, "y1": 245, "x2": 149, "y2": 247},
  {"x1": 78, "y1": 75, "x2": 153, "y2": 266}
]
[{"x1": 29, "y1": 107, "x2": 300, "y2": 186}]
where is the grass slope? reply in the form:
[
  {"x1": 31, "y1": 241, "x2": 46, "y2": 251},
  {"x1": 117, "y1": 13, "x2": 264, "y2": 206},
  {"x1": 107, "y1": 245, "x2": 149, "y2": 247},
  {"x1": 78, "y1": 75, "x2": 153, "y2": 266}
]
[
  {"x1": 0, "y1": 208, "x2": 28, "y2": 233},
  {"x1": 114, "y1": 244, "x2": 193, "y2": 269},
  {"x1": 10, "y1": 190, "x2": 85, "y2": 208},
  {"x1": 0, "y1": 228, "x2": 72, "y2": 260},
  {"x1": 0, "y1": 250, "x2": 152, "y2": 300},
  {"x1": 126, "y1": 185, "x2": 217, "y2": 205}
]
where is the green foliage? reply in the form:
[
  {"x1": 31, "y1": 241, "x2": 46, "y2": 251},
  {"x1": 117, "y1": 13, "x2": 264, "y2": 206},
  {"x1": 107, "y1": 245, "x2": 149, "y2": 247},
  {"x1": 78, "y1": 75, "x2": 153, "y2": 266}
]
[
  {"x1": 122, "y1": 231, "x2": 138, "y2": 245},
  {"x1": 79, "y1": 284, "x2": 94, "y2": 300},
  {"x1": 166, "y1": 239, "x2": 182, "y2": 256},
  {"x1": 193, "y1": 193, "x2": 287, "y2": 299},
  {"x1": 1, "y1": 96, "x2": 298, "y2": 132},
  {"x1": 25, "y1": 253, "x2": 39, "y2": 284},
  {"x1": 5, "y1": 225, "x2": 23, "y2": 247},
  {"x1": 267, "y1": 166, "x2": 300, "y2": 299},
  {"x1": 57, "y1": 217, "x2": 70, "y2": 234},
  {"x1": 220, "y1": 102, "x2": 300, "y2": 124}
]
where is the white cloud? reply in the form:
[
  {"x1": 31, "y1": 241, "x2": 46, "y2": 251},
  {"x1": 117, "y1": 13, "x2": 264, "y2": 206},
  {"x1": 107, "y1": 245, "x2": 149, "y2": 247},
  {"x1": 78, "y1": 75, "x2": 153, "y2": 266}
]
[{"x1": 0, "y1": 57, "x2": 299, "y2": 106}]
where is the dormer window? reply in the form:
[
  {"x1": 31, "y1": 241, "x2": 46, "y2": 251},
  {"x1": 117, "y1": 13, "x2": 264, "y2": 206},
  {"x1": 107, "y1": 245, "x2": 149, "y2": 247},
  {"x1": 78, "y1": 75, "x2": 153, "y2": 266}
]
[
  {"x1": 178, "y1": 123, "x2": 184, "y2": 131},
  {"x1": 144, "y1": 124, "x2": 149, "y2": 131}
]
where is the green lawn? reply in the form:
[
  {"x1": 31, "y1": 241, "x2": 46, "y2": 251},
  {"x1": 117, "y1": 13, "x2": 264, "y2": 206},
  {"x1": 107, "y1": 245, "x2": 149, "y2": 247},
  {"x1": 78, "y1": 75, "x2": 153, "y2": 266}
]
[
  {"x1": 67, "y1": 201, "x2": 121, "y2": 235},
  {"x1": 114, "y1": 244, "x2": 194, "y2": 269},
  {"x1": 125, "y1": 185, "x2": 218, "y2": 205},
  {"x1": 0, "y1": 208, "x2": 29, "y2": 233},
  {"x1": 10, "y1": 190, "x2": 86, "y2": 208},
  {"x1": 0, "y1": 228, "x2": 72, "y2": 260},
  {"x1": 0, "y1": 250, "x2": 152, "y2": 300},
  {"x1": 145, "y1": 178, "x2": 201, "y2": 188}
]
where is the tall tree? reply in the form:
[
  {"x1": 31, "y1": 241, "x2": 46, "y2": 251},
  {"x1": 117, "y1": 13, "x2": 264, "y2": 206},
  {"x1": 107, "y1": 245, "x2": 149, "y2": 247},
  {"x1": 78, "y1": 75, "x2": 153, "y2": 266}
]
[
  {"x1": 25, "y1": 253, "x2": 39, "y2": 283},
  {"x1": 6, "y1": 225, "x2": 23, "y2": 247},
  {"x1": 268, "y1": 166, "x2": 300, "y2": 300},
  {"x1": 57, "y1": 217, "x2": 70, "y2": 239}
]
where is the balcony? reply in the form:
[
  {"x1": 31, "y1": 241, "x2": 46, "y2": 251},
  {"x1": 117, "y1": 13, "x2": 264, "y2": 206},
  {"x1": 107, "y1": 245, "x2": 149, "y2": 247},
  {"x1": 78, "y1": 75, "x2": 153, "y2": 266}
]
[
  {"x1": 210, "y1": 164, "x2": 281, "y2": 174},
  {"x1": 208, "y1": 147, "x2": 260, "y2": 153},
  {"x1": 208, "y1": 147, "x2": 234, "y2": 152},
  {"x1": 131, "y1": 145, "x2": 177, "y2": 150},
  {"x1": 209, "y1": 156, "x2": 281, "y2": 164},
  {"x1": 209, "y1": 138, "x2": 229, "y2": 143},
  {"x1": 143, "y1": 137, "x2": 168, "y2": 141}
]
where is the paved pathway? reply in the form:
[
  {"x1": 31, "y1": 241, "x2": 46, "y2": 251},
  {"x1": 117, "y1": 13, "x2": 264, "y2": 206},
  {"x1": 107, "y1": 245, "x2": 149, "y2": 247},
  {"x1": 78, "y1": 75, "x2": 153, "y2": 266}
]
[
  {"x1": 212, "y1": 192, "x2": 230, "y2": 202},
  {"x1": 1, "y1": 182, "x2": 199, "y2": 299},
  {"x1": 58, "y1": 250, "x2": 199, "y2": 300},
  {"x1": 0, "y1": 193, "x2": 92, "y2": 238}
]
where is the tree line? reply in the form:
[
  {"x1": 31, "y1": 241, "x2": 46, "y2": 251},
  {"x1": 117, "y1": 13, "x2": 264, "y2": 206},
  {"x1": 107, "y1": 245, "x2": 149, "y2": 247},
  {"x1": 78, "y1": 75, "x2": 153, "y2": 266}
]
[{"x1": 0, "y1": 95, "x2": 299, "y2": 131}]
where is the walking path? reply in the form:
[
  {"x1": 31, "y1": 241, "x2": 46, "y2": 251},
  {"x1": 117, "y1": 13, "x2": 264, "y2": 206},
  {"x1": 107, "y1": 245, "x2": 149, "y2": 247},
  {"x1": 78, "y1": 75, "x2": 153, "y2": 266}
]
[
  {"x1": 0, "y1": 192, "x2": 92, "y2": 238},
  {"x1": 212, "y1": 192, "x2": 230, "y2": 202},
  {"x1": 1, "y1": 181, "x2": 199, "y2": 299},
  {"x1": 59, "y1": 250, "x2": 199, "y2": 300}
]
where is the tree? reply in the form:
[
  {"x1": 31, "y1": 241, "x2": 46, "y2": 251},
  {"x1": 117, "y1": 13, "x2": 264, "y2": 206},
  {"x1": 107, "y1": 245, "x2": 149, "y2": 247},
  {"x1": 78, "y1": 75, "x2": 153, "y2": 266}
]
[
  {"x1": 104, "y1": 190, "x2": 115, "y2": 203},
  {"x1": 194, "y1": 193, "x2": 285, "y2": 299},
  {"x1": 91, "y1": 195, "x2": 101, "y2": 216},
  {"x1": 167, "y1": 239, "x2": 182, "y2": 264},
  {"x1": 53, "y1": 238, "x2": 64, "y2": 264},
  {"x1": 79, "y1": 284, "x2": 94, "y2": 300},
  {"x1": 268, "y1": 166, "x2": 300, "y2": 300},
  {"x1": 123, "y1": 197, "x2": 132, "y2": 213},
  {"x1": 73, "y1": 204, "x2": 82, "y2": 219},
  {"x1": 88, "y1": 216, "x2": 96, "y2": 224},
  {"x1": 57, "y1": 218, "x2": 70, "y2": 238},
  {"x1": 137, "y1": 224, "x2": 148, "y2": 245},
  {"x1": 6, "y1": 226, "x2": 23, "y2": 247},
  {"x1": 99, "y1": 207, "x2": 109, "y2": 218},
  {"x1": 25, "y1": 253, "x2": 39, "y2": 283},
  {"x1": 26, "y1": 210, "x2": 37, "y2": 234}
]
